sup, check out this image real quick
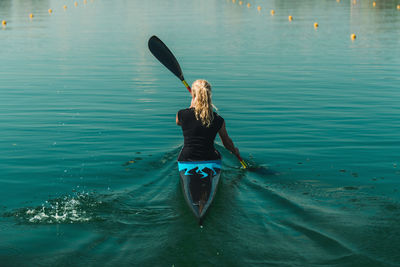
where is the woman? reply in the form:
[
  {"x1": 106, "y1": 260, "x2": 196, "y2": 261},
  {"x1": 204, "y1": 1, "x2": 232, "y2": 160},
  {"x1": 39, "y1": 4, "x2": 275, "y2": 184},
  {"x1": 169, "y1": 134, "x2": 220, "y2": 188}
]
[{"x1": 176, "y1": 79, "x2": 242, "y2": 162}]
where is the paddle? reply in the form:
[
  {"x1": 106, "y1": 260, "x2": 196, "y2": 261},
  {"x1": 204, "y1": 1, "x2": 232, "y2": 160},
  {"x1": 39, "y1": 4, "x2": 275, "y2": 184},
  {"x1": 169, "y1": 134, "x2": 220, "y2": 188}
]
[
  {"x1": 148, "y1": 35, "x2": 191, "y2": 92},
  {"x1": 148, "y1": 35, "x2": 247, "y2": 169}
]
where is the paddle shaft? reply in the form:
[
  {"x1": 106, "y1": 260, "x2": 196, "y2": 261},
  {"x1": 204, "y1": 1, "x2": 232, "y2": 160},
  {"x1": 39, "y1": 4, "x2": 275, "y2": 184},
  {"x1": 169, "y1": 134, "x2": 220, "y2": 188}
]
[
  {"x1": 237, "y1": 156, "x2": 248, "y2": 169},
  {"x1": 182, "y1": 80, "x2": 191, "y2": 93}
]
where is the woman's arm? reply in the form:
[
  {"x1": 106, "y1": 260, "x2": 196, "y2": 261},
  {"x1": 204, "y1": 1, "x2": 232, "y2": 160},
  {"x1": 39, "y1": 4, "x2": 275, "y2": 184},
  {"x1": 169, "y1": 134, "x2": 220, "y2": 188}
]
[
  {"x1": 218, "y1": 122, "x2": 240, "y2": 158},
  {"x1": 176, "y1": 113, "x2": 181, "y2": 125}
]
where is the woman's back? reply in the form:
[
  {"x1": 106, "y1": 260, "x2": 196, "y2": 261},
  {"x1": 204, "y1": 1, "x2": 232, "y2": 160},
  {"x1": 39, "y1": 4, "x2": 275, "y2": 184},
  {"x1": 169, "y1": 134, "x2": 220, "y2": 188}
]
[{"x1": 177, "y1": 108, "x2": 224, "y2": 161}]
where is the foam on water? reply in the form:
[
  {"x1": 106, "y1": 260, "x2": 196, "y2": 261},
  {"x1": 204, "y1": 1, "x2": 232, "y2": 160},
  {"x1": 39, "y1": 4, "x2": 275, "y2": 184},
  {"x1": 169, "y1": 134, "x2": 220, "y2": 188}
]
[{"x1": 6, "y1": 192, "x2": 102, "y2": 224}]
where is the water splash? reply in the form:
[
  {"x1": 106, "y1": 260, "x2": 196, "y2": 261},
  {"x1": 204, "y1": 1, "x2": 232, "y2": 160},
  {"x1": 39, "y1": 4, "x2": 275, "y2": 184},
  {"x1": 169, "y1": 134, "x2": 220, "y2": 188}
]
[{"x1": 5, "y1": 192, "x2": 103, "y2": 224}]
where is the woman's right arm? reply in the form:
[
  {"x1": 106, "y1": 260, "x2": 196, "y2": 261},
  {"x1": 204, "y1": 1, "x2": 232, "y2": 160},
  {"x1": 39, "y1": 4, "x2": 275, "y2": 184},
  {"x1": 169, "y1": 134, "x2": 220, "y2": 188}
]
[{"x1": 218, "y1": 122, "x2": 240, "y2": 158}]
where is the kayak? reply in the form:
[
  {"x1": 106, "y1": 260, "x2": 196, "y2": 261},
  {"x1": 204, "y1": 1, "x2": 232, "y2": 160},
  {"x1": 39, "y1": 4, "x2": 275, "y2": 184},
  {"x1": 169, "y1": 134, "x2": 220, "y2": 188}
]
[{"x1": 178, "y1": 160, "x2": 222, "y2": 224}]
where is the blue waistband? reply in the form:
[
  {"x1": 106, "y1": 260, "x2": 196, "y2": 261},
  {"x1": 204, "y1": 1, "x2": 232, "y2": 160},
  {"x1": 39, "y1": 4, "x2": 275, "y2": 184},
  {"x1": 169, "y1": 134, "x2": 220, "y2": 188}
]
[{"x1": 178, "y1": 160, "x2": 221, "y2": 178}]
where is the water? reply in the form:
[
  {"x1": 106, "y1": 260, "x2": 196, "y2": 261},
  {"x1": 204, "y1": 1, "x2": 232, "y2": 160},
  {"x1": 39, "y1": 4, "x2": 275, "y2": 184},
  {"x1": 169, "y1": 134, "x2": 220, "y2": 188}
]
[{"x1": 1, "y1": 0, "x2": 400, "y2": 265}]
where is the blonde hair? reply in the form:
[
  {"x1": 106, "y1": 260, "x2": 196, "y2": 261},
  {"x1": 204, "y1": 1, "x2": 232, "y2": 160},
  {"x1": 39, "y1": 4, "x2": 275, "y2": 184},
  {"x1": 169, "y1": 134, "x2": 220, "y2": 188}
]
[{"x1": 191, "y1": 79, "x2": 215, "y2": 127}]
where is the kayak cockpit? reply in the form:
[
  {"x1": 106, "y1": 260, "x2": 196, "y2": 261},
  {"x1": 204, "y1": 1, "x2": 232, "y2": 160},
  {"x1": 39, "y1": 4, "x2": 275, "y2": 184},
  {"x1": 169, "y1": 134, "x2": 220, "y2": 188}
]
[{"x1": 178, "y1": 160, "x2": 222, "y2": 223}]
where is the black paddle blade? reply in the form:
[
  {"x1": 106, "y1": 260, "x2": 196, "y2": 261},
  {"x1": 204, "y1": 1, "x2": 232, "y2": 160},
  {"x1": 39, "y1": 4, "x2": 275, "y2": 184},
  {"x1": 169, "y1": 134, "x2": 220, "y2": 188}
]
[{"x1": 148, "y1": 35, "x2": 185, "y2": 81}]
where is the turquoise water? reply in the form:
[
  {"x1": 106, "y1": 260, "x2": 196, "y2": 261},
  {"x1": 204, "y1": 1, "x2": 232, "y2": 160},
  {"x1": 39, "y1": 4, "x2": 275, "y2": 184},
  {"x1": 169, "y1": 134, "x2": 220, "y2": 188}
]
[{"x1": 1, "y1": 0, "x2": 400, "y2": 265}]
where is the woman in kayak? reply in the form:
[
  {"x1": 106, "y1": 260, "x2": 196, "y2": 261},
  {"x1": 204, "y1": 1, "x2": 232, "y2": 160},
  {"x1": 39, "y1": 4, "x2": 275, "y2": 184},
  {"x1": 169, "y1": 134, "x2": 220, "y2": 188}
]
[{"x1": 176, "y1": 79, "x2": 242, "y2": 162}]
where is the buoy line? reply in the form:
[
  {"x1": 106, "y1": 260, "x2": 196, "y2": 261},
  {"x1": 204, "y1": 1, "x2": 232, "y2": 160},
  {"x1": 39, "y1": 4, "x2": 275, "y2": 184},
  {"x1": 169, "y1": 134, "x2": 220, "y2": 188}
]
[
  {"x1": 1, "y1": 0, "x2": 95, "y2": 29},
  {"x1": 226, "y1": 0, "x2": 400, "y2": 42}
]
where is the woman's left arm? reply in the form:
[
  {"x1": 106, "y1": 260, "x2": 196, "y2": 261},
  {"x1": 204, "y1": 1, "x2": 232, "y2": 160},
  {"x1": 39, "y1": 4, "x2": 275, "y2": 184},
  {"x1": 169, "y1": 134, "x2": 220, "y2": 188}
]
[{"x1": 176, "y1": 113, "x2": 181, "y2": 125}]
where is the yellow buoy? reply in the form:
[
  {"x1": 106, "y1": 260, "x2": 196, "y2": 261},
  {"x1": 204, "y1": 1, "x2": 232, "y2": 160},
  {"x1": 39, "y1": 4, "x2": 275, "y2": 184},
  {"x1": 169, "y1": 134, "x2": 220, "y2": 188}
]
[
  {"x1": 314, "y1": 22, "x2": 319, "y2": 28},
  {"x1": 84, "y1": 0, "x2": 87, "y2": 4},
  {"x1": 239, "y1": 1, "x2": 243, "y2": 5},
  {"x1": 63, "y1": 5, "x2": 67, "y2": 9},
  {"x1": 257, "y1": 6, "x2": 261, "y2": 11},
  {"x1": 247, "y1": 3, "x2": 251, "y2": 8},
  {"x1": 336, "y1": 0, "x2": 340, "y2": 2},
  {"x1": 373, "y1": 1, "x2": 376, "y2": 7},
  {"x1": 29, "y1": 13, "x2": 34, "y2": 19},
  {"x1": 351, "y1": 33, "x2": 356, "y2": 40},
  {"x1": 74, "y1": 2, "x2": 78, "y2": 7},
  {"x1": 270, "y1": 9, "x2": 275, "y2": 15},
  {"x1": 288, "y1": 15, "x2": 293, "y2": 21},
  {"x1": 397, "y1": 4, "x2": 400, "y2": 9},
  {"x1": 48, "y1": 9, "x2": 53, "y2": 14},
  {"x1": 1, "y1": 20, "x2": 6, "y2": 26},
  {"x1": 232, "y1": 0, "x2": 236, "y2": 3}
]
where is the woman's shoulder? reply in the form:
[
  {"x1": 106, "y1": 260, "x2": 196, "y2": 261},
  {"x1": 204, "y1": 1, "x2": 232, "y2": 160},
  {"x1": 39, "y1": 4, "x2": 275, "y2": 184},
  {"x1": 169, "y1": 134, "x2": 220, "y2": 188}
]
[
  {"x1": 178, "y1": 108, "x2": 195, "y2": 120},
  {"x1": 179, "y1": 107, "x2": 193, "y2": 111},
  {"x1": 213, "y1": 111, "x2": 224, "y2": 119},
  {"x1": 213, "y1": 112, "x2": 224, "y2": 125},
  {"x1": 178, "y1": 108, "x2": 194, "y2": 114}
]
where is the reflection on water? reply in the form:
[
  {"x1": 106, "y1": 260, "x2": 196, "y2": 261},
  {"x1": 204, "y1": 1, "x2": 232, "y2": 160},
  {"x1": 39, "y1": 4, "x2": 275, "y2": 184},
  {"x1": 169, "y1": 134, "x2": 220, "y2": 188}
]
[{"x1": 1, "y1": 0, "x2": 400, "y2": 265}]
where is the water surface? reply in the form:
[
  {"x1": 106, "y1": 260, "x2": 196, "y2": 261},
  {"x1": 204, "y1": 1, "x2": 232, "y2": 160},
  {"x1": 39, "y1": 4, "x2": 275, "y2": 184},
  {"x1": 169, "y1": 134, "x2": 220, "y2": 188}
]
[{"x1": 1, "y1": 0, "x2": 400, "y2": 266}]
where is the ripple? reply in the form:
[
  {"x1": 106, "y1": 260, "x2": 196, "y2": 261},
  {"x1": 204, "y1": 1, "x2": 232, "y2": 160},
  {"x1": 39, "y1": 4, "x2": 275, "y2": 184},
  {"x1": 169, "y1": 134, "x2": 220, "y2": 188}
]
[{"x1": 283, "y1": 221, "x2": 353, "y2": 255}]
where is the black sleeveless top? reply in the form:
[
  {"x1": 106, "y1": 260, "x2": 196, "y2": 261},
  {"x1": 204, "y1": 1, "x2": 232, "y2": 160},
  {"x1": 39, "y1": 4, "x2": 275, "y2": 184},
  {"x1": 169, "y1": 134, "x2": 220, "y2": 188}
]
[{"x1": 177, "y1": 108, "x2": 224, "y2": 161}]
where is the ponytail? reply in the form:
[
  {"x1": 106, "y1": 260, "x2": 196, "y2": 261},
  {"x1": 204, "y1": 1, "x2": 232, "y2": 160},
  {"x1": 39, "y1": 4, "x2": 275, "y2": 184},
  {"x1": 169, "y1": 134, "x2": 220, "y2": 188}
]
[{"x1": 191, "y1": 79, "x2": 215, "y2": 127}]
